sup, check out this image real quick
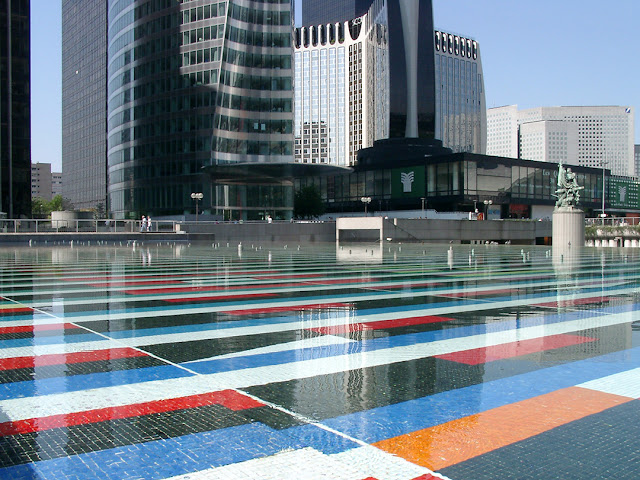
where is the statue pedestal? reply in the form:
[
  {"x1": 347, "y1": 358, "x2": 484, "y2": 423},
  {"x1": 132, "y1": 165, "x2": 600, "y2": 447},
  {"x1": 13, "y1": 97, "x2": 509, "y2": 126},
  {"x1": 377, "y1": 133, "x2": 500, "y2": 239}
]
[{"x1": 552, "y1": 206, "x2": 585, "y2": 253}]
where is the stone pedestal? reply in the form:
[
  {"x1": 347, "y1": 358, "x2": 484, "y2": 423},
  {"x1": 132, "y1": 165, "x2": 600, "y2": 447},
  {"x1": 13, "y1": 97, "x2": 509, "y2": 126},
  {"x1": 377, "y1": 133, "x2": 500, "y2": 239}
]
[
  {"x1": 552, "y1": 207, "x2": 585, "y2": 269},
  {"x1": 552, "y1": 206, "x2": 585, "y2": 248}
]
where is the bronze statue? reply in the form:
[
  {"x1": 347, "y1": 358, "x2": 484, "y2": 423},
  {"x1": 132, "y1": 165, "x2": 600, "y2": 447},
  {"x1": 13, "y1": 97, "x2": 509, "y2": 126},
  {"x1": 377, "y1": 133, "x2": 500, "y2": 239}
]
[{"x1": 555, "y1": 162, "x2": 584, "y2": 207}]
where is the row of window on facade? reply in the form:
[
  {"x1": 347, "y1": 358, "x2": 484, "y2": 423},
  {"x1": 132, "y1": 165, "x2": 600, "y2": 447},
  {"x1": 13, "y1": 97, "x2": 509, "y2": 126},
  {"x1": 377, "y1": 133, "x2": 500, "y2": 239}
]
[{"x1": 435, "y1": 31, "x2": 478, "y2": 60}]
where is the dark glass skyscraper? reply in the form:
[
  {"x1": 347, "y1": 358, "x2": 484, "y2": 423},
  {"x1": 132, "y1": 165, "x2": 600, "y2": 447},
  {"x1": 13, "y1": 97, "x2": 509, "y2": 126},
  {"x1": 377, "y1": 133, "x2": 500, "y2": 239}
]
[
  {"x1": 0, "y1": 0, "x2": 31, "y2": 218},
  {"x1": 107, "y1": 0, "x2": 294, "y2": 220},
  {"x1": 301, "y1": 0, "x2": 371, "y2": 26},
  {"x1": 62, "y1": 0, "x2": 108, "y2": 211}
]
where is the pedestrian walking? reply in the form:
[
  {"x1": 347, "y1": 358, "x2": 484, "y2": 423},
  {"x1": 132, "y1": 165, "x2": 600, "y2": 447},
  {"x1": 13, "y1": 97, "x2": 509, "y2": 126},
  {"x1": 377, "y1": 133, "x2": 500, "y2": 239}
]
[{"x1": 140, "y1": 216, "x2": 146, "y2": 232}]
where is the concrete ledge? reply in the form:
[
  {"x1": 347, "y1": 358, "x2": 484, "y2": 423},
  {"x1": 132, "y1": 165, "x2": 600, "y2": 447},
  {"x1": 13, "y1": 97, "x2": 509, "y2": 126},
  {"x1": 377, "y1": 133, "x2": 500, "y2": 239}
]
[{"x1": 0, "y1": 219, "x2": 552, "y2": 245}]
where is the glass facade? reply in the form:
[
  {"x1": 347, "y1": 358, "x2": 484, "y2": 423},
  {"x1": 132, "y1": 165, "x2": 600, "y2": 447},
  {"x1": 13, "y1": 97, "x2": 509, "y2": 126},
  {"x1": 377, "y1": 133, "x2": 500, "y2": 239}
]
[
  {"x1": 62, "y1": 0, "x2": 108, "y2": 211},
  {"x1": 296, "y1": 153, "x2": 603, "y2": 216},
  {"x1": 386, "y1": 0, "x2": 435, "y2": 139},
  {"x1": 301, "y1": 0, "x2": 371, "y2": 27},
  {"x1": 107, "y1": 0, "x2": 294, "y2": 220},
  {"x1": 434, "y1": 30, "x2": 486, "y2": 154},
  {"x1": 0, "y1": 0, "x2": 31, "y2": 218}
]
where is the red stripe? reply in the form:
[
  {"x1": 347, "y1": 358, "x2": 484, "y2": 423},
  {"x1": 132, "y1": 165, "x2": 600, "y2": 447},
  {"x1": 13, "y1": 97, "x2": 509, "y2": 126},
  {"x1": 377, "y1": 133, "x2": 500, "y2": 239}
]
[
  {"x1": 258, "y1": 274, "x2": 325, "y2": 280},
  {"x1": 535, "y1": 296, "x2": 610, "y2": 307},
  {"x1": 0, "y1": 306, "x2": 33, "y2": 314},
  {"x1": 164, "y1": 292, "x2": 277, "y2": 303},
  {"x1": 0, "y1": 323, "x2": 80, "y2": 335},
  {"x1": 0, "y1": 390, "x2": 264, "y2": 436},
  {"x1": 224, "y1": 302, "x2": 352, "y2": 315},
  {"x1": 301, "y1": 278, "x2": 378, "y2": 285},
  {"x1": 309, "y1": 315, "x2": 454, "y2": 335},
  {"x1": 435, "y1": 334, "x2": 598, "y2": 365},
  {"x1": 440, "y1": 288, "x2": 518, "y2": 298},
  {"x1": 87, "y1": 279, "x2": 180, "y2": 287},
  {"x1": 0, "y1": 347, "x2": 148, "y2": 371}
]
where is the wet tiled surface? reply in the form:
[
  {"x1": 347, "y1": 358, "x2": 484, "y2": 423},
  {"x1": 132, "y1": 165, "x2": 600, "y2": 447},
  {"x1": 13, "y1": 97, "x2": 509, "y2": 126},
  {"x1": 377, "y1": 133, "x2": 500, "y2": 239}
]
[{"x1": 1, "y1": 242, "x2": 639, "y2": 479}]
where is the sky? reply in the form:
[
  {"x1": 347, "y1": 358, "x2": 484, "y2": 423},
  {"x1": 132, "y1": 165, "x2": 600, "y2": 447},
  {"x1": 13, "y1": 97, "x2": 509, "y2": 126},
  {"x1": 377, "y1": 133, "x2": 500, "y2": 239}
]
[{"x1": 30, "y1": 0, "x2": 639, "y2": 173}]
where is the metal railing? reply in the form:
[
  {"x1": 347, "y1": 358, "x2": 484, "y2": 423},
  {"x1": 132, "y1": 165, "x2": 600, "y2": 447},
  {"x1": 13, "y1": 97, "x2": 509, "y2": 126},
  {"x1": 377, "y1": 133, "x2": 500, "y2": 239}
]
[
  {"x1": 585, "y1": 216, "x2": 640, "y2": 227},
  {"x1": 0, "y1": 219, "x2": 180, "y2": 234}
]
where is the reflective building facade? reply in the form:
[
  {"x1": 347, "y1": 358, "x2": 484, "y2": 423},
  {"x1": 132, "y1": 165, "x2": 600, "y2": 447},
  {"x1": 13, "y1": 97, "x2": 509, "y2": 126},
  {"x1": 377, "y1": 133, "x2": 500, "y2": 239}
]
[
  {"x1": 62, "y1": 0, "x2": 108, "y2": 211},
  {"x1": 301, "y1": 0, "x2": 371, "y2": 27},
  {"x1": 107, "y1": 0, "x2": 294, "y2": 220},
  {"x1": 294, "y1": 2, "x2": 485, "y2": 169},
  {"x1": 434, "y1": 29, "x2": 485, "y2": 154},
  {"x1": 0, "y1": 0, "x2": 30, "y2": 218}
]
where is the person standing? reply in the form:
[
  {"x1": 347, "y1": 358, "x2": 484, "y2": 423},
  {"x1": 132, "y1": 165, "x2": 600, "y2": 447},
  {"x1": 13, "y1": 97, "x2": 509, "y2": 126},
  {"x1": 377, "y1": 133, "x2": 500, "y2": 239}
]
[
  {"x1": 140, "y1": 216, "x2": 146, "y2": 232},
  {"x1": 146, "y1": 216, "x2": 152, "y2": 232}
]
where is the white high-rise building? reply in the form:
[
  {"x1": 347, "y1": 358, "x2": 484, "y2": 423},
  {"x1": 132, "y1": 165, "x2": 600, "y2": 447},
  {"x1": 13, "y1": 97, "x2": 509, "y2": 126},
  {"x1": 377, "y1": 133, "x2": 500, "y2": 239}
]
[
  {"x1": 486, "y1": 104, "x2": 518, "y2": 158},
  {"x1": 519, "y1": 121, "x2": 578, "y2": 164},
  {"x1": 294, "y1": 14, "x2": 486, "y2": 167},
  {"x1": 487, "y1": 105, "x2": 635, "y2": 176}
]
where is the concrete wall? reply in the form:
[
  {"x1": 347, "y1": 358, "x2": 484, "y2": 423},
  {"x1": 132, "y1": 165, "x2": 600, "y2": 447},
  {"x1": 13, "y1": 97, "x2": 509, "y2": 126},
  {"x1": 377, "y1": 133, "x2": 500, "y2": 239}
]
[
  {"x1": 382, "y1": 218, "x2": 551, "y2": 244},
  {"x1": 0, "y1": 219, "x2": 552, "y2": 245}
]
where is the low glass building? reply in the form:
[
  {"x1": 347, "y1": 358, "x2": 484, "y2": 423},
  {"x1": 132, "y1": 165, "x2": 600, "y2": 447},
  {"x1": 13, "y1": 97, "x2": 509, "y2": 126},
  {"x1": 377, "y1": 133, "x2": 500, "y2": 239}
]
[{"x1": 296, "y1": 141, "x2": 606, "y2": 219}]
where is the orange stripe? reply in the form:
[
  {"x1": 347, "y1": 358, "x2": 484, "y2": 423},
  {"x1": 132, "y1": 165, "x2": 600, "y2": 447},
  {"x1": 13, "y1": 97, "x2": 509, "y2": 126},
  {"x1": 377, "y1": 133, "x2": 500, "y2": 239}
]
[{"x1": 373, "y1": 387, "x2": 632, "y2": 470}]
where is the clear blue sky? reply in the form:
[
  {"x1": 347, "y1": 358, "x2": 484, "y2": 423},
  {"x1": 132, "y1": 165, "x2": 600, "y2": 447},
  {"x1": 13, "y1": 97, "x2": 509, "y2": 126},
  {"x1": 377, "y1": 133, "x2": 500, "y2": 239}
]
[{"x1": 31, "y1": 0, "x2": 639, "y2": 172}]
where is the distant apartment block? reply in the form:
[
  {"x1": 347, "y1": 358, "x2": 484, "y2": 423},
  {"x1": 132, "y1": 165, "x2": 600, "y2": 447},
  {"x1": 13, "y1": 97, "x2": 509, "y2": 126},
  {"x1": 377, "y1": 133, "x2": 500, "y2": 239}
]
[
  {"x1": 52, "y1": 171, "x2": 63, "y2": 198},
  {"x1": 31, "y1": 163, "x2": 54, "y2": 201},
  {"x1": 635, "y1": 144, "x2": 640, "y2": 178},
  {"x1": 487, "y1": 105, "x2": 635, "y2": 177}
]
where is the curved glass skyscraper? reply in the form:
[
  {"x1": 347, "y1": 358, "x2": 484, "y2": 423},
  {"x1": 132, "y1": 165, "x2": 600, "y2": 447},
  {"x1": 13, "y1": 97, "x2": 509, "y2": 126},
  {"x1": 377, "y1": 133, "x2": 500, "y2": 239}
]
[{"x1": 107, "y1": 0, "x2": 294, "y2": 220}]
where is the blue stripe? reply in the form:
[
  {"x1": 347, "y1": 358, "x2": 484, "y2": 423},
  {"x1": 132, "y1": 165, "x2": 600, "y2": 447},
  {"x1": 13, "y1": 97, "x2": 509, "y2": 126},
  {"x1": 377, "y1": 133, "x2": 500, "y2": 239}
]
[
  {"x1": 0, "y1": 421, "x2": 360, "y2": 480},
  {"x1": 319, "y1": 346, "x2": 640, "y2": 443},
  {"x1": 186, "y1": 303, "x2": 640, "y2": 374},
  {"x1": 0, "y1": 365, "x2": 193, "y2": 400}
]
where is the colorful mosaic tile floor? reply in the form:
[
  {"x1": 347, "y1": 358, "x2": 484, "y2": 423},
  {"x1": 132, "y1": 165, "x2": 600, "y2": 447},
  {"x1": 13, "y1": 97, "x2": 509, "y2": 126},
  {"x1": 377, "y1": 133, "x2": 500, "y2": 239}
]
[{"x1": 1, "y1": 242, "x2": 639, "y2": 479}]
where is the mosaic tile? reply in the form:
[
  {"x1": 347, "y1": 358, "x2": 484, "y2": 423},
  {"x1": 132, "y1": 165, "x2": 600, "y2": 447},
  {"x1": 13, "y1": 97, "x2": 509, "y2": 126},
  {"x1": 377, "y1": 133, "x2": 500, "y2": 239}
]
[{"x1": 1, "y1": 244, "x2": 639, "y2": 480}]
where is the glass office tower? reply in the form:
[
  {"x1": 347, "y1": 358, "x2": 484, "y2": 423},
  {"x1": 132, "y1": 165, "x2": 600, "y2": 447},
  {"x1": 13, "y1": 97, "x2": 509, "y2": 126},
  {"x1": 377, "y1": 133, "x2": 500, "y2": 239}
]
[
  {"x1": 62, "y1": 1, "x2": 108, "y2": 211},
  {"x1": 301, "y1": 0, "x2": 371, "y2": 27},
  {"x1": 107, "y1": 0, "x2": 294, "y2": 220},
  {"x1": 0, "y1": 0, "x2": 30, "y2": 218}
]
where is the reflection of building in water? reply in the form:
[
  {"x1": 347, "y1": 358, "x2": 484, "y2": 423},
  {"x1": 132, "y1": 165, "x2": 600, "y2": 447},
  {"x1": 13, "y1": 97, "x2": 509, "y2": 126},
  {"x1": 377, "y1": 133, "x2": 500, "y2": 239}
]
[{"x1": 336, "y1": 244, "x2": 383, "y2": 263}]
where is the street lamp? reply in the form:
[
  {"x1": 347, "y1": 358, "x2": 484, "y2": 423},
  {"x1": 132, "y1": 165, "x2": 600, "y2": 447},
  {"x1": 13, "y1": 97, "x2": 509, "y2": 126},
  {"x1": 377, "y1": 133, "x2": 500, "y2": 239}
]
[
  {"x1": 360, "y1": 196, "x2": 371, "y2": 216},
  {"x1": 600, "y1": 161, "x2": 608, "y2": 220},
  {"x1": 191, "y1": 192, "x2": 203, "y2": 222},
  {"x1": 483, "y1": 199, "x2": 493, "y2": 220}
]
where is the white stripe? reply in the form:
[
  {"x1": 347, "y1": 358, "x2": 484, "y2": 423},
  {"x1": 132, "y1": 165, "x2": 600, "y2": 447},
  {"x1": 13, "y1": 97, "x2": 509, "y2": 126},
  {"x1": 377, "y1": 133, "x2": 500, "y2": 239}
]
[
  {"x1": 0, "y1": 286, "x2": 636, "y2": 360},
  {"x1": 1, "y1": 310, "x2": 637, "y2": 422},
  {"x1": 5, "y1": 271, "x2": 629, "y2": 311},
  {"x1": 577, "y1": 367, "x2": 640, "y2": 399},
  {"x1": 161, "y1": 446, "x2": 444, "y2": 480},
  {"x1": 184, "y1": 335, "x2": 356, "y2": 363}
]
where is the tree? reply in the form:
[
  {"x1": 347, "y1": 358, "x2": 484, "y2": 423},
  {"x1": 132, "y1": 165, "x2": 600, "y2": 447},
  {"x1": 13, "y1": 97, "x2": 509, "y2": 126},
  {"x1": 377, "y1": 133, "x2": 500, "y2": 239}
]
[
  {"x1": 31, "y1": 197, "x2": 48, "y2": 218},
  {"x1": 294, "y1": 185, "x2": 325, "y2": 219},
  {"x1": 49, "y1": 195, "x2": 74, "y2": 212}
]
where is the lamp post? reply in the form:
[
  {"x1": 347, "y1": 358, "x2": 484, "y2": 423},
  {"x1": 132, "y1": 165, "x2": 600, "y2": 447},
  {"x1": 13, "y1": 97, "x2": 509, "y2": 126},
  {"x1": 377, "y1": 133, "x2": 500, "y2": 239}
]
[
  {"x1": 360, "y1": 196, "x2": 371, "y2": 216},
  {"x1": 483, "y1": 199, "x2": 493, "y2": 220},
  {"x1": 600, "y1": 161, "x2": 608, "y2": 220},
  {"x1": 191, "y1": 192, "x2": 203, "y2": 222}
]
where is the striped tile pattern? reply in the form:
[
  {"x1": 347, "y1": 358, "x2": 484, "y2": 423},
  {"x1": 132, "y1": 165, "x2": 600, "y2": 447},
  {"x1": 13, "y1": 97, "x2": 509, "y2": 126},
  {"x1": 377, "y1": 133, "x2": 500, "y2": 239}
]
[{"x1": 1, "y1": 243, "x2": 639, "y2": 479}]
